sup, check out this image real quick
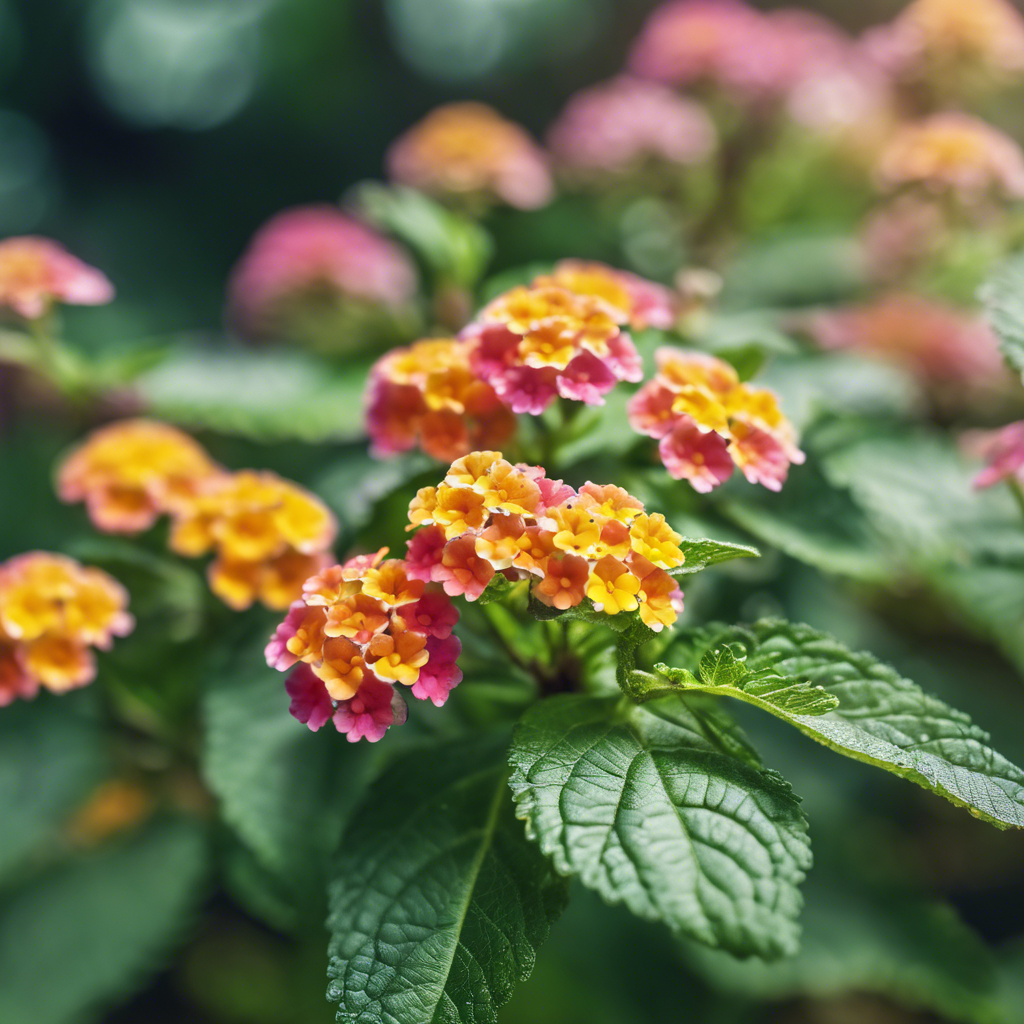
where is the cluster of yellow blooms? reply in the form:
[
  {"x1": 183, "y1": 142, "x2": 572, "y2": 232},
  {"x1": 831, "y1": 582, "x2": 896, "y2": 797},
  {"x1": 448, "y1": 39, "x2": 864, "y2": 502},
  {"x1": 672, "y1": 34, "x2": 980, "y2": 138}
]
[
  {"x1": 405, "y1": 451, "x2": 686, "y2": 632},
  {"x1": 58, "y1": 419, "x2": 336, "y2": 610},
  {"x1": 0, "y1": 552, "x2": 133, "y2": 704}
]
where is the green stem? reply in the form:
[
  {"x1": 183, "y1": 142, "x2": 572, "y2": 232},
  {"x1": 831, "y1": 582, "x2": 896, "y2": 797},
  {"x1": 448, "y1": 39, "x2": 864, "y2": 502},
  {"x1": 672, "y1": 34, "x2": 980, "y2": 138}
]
[
  {"x1": 26, "y1": 312, "x2": 86, "y2": 398},
  {"x1": 1008, "y1": 477, "x2": 1024, "y2": 524}
]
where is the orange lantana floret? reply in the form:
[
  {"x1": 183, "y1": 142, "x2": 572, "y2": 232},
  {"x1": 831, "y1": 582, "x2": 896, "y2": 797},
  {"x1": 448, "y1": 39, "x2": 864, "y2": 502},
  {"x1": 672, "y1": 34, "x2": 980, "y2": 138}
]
[
  {"x1": 433, "y1": 486, "x2": 489, "y2": 539},
  {"x1": 629, "y1": 513, "x2": 686, "y2": 570},
  {"x1": 361, "y1": 560, "x2": 425, "y2": 609},
  {"x1": 365, "y1": 629, "x2": 430, "y2": 686},
  {"x1": 534, "y1": 554, "x2": 590, "y2": 610},
  {"x1": 586, "y1": 556, "x2": 642, "y2": 615}
]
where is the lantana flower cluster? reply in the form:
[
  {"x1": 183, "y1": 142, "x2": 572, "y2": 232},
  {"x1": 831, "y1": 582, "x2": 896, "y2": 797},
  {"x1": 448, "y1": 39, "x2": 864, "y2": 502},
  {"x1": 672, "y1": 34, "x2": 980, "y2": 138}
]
[
  {"x1": 365, "y1": 338, "x2": 516, "y2": 461},
  {"x1": 226, "y1": 205, "x2": 418, "y2": 345},
  {"x1": 265, "y1": 549, "x2": 462, "y2": 742},
  {"x1": 628, "y1": 348, "x2": 805, "y2": 493},
  {"x1": 0, "y1": 552, "x2": 133, "y2": 705},
  {"x1": 863, "y1": 0, "x2": 1024, "y2": 91},
  {"x1": 876, "y1": 112, "x2": 1024, "y2": 200},
  {"x1": 458, "y1": 267, "x2": 657, "y2": 416},
  {"x1": 386, "y1": 102, "x2": 553, "y2": 211},
  {"x1": 0, "y1": 236, "x2": 114, "y2": 320},
  {"x1": 366, "y1": 260, "x2": 677, "y2": 459},
  {"x1": 405, "y1": 451, "x2": 686, "y2": 632},
  {"x1": 58, "y1": 419, "x2": 336, "y2": 611}
]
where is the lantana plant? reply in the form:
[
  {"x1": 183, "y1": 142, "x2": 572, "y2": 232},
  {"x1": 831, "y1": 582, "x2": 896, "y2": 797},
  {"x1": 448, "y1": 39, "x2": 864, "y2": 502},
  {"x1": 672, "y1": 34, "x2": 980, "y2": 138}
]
[{"x1": 4, "y1": 1, "x2": 1024, "y2": 1022}]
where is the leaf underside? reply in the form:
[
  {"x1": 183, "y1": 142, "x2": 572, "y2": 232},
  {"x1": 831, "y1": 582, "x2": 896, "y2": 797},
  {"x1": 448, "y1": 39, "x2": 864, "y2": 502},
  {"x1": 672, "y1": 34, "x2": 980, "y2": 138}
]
[{"x1": 508, "y1": 694, "x2": 812, "y2": 960}]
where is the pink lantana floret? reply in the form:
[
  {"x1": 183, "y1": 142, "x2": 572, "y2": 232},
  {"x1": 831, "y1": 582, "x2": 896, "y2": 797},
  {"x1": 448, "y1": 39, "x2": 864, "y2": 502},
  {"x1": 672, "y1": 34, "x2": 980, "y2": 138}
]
[
  {"x1": 402, "y1": 590, "x2": 460, "y2": 639},
  {"x1": 728, "y1": 420, "x2": 792, "y2": 492},
  {"x1": 405, "y1": 525, "x2": 448, "y2": 582},
  {"x1": 285, "y1": 664, "x2": 335, "y2": 732},
  {"x1": 411, "y1": 635, "x2": 464, "y2": 707},
  {"x1": 966, "y1": 420, "x2": 1024, "y2": 489},
  {"x1": 265, "y1": 600, "x2": 305, "y2": 671},
  {"x1": 658, "y1": 418, "x2": 735, "y2": 492},
  {"x1": 332, "y1": 678, "x2": 398, "y2": 743}
]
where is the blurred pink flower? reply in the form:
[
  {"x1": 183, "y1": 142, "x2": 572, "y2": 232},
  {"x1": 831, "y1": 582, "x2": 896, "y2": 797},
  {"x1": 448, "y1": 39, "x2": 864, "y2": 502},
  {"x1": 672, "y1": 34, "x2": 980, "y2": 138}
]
[
  {"x1": 628, "y1": 0, "x2": 851, "y2": 103},
  {"x1": 861, "y1": 196, "x2": 946, "y2": 283},
  {"x1": 387, "y1": 103, "x2": 553, "y2": 210},
  {"x1": 965, "y1": 420, "x2": 1024, "y2": 489},
  {"x1": 227, "y1": 205, "x2": 418, "y2": 337},
  {"x1": 0, "y1": 236, "x2": 113, "y2": 319},
  {"x1": 727, "y1": 417, "x2": 792, "y2": 492},
  {"x1": 547, "y1": 76, "x2": 716, "y2": 174},
  {"x1": 808, "y1": 295, "x2": 1005, "y2": 387},
  {"x1": 876, "y1": 113, "x2": 1024, "y2": 199}
]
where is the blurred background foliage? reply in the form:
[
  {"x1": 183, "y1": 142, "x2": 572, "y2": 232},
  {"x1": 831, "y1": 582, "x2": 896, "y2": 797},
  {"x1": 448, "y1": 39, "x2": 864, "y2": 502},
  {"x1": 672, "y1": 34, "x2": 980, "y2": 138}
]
[
  {"x1": 3, "y1": 1, "x2": 1024, "y2": 1023},
  {"x1": 0, "y1": 0, "x2": 914, "y2": 336}
]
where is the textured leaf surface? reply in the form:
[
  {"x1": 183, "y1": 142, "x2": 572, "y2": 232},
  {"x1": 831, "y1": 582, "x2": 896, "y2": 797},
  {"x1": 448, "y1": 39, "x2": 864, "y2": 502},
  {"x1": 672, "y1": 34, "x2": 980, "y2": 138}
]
[
  {"x1": 0, "y1": 693, "x2": 105, "y2": 880},
  {"x1": 508, "y1": 694, "x2": 811, "y2": 958},
  {"x1": 137, "y1": 342, "x2": 370, "y2": 442},
  {"x1": 664, "y1": 620, "x2": 1024, "y2": 829},
  {"x1": 326, "y1": 736, "x2": 567, "y2": 1024},
  {"x1": 982, "y1": 253, "x2": 1024, "y2": 378},
  {"x1": 203, "y1": 636, "x2": 370, "y2": 883},
  {"x1": 0, "y1": 818, "x2": 206, "y2": 1024}
]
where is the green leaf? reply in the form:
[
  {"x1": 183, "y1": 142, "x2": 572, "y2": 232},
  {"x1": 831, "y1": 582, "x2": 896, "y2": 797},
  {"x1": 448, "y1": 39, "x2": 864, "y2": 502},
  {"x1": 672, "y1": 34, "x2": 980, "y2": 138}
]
[
  {"x1": 326, "y1": 735, "x2": 566, "y2": 1024},
  {"x1": 721, "y1": 233, "x2": 866, "y2": 309},
  {"x1": 136, "y1": 341, "x2": 371, "y2": 443},
  {"x1": 720, "y1": 462, "x2": 893, "y2": 583},
  {"x1": 0, "y1": 693, "x2": 106, "y2": 881},
  {"x1": 651, "y1": 642, "x2": 840, "y2": 717},
  {"x1": 314, "y1": 447, "x2": 434, "y2": 538},
  {"x1": 759, "y1": 354, "x2": 922, "y2": 432},
  {"x1": 661, "y1": 620, "x2": 1024, "y2": 829},
  {"x1": 671, "y1": 536, "x2": 760, "y2": 576},
  {"x1": 683, "y1": 857, "x2": 1006, "y2": 1024},
  {"x1": 353, "y1": 182, "x2": 493, "y2": 287},
  {"x1": 981, "y1": 252, "x2": 1024, "y2": 379},
  {"x1": 508, "y1": 694, "x2": 811, "y2": 958},
  {"x1": 930, "y1": 564, "x2": 1024, "y2": 679},
  {"x1": 203, "y1": 635, "x2": 372, "y2": 886},
  {"x1": 0, "y1": 818, "x2": 206, "y2": 1024},
  {"x1": 820, "y1": 432, "x2": 1024, "y2": 567}
]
